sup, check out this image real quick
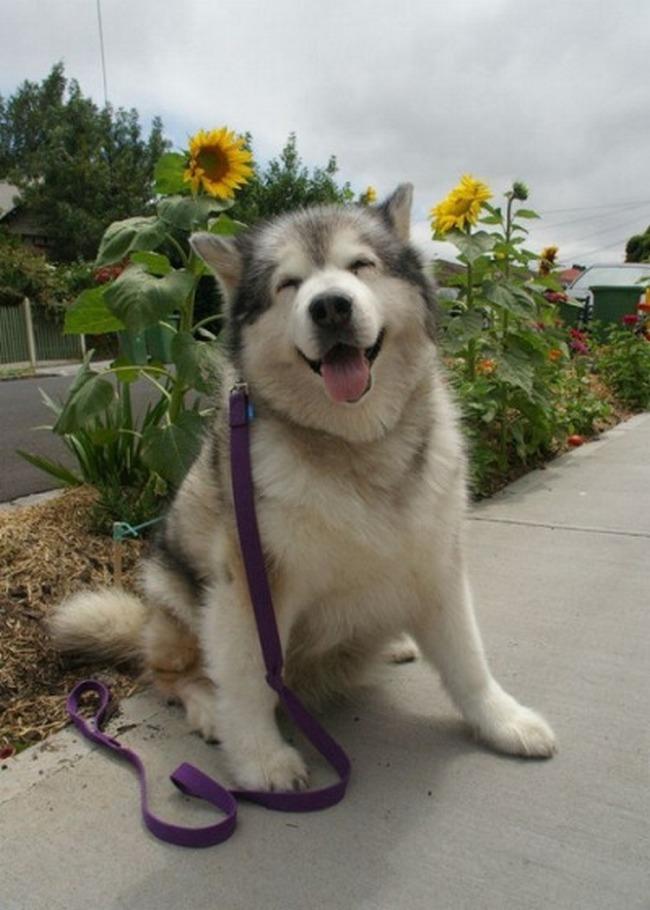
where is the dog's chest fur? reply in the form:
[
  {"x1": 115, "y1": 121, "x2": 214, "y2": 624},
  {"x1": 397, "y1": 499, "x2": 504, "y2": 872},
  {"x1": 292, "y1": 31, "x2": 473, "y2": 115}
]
[{"x1": 248, "y1": 379, "x2": 465, "y2": 626}]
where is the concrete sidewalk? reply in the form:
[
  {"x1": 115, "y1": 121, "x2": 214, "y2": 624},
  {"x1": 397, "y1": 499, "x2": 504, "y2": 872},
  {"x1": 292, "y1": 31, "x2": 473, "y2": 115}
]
[{"x1": 2, "y1": 415, "x2": 649, "y2": 910}]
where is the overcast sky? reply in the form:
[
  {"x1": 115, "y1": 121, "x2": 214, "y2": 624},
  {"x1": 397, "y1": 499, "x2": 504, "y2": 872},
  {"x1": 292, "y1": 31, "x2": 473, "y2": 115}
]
[{"x1": 2, "y1": 0, "x2": 650, "y2": 266}]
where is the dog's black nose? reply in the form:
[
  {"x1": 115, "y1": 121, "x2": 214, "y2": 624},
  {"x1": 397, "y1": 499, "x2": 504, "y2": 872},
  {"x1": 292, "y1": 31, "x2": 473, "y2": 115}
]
[{"x1": 309, "y1": 293, "x2": 352, "y2": 328}]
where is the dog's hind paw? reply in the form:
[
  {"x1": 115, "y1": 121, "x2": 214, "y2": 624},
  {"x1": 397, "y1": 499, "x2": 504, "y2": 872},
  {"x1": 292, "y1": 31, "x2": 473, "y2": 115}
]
[
  {"x1": 179, "y1": 679, "x2": 220, "y2": 743},
  {"x1": 384, "y1": 634, "x2": 419, "y2": 664},
  {"x1": 469, "y1": 687, "x2": 557, "y2": 759},
  {"x1": 233, "y1": 744, "x2": 309, "y2": 792}
]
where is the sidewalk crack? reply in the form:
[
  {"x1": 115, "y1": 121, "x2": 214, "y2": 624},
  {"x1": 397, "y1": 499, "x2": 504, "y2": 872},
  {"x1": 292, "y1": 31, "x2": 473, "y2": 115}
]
[{"x1": 470, "y1": 515, "x2": 650, "y2": 539}]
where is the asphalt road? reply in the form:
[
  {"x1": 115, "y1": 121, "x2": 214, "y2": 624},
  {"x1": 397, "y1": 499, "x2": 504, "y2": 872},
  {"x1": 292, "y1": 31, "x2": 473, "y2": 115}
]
[{"x1": 0, "y1": 373, "x2": 158, "y2": 502}]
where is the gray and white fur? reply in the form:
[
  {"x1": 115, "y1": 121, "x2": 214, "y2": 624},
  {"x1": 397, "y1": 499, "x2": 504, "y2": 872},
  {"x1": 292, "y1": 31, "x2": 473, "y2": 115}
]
[{"x1": 51, "y1": 186, "x2": 556, "y2": 790}]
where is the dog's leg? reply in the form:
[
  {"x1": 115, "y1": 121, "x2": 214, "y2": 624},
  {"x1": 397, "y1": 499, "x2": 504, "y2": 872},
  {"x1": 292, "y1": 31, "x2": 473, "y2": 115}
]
[
  {"x1": 143, "y1": 609, "x2": 220, "y2": 742},
  {"x1": 200, "y1": 564, "x2": 308, "y2": 792},
  {"x1": 413, "y1": 546, "x2": 557, "y2": 758}
]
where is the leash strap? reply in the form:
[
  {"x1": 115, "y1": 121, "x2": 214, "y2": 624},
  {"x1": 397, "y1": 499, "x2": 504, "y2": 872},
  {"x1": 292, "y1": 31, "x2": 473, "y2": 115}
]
[
  {"x1": 66, "y1": 386, "x2": 350, "y2": 846},
  {"x1": 227, "y1": 386, "x2": 351, "y2": 811}
]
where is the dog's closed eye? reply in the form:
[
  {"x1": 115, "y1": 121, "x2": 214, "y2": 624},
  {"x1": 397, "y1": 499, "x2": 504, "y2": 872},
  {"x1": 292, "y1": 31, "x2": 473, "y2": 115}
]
[
  {"x1": 277, "y1": 277, "x2": 302, "y2": 293},
  {"x1": 348, "y1": 259, "x2": 376, "y2": 275}
]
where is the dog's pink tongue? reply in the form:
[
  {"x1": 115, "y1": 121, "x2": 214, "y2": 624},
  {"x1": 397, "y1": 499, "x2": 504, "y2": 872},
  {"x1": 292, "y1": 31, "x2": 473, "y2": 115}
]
[{"x1": 321, "y1": 347, "x2": 369, "y2": 403}]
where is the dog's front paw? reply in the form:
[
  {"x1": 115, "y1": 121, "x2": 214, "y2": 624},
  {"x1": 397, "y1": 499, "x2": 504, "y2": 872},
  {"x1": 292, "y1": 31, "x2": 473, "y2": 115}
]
[
  {"x1": 469, "y1": 687, "x2": 557, "y2": 758},
  {"x1": 233, "y1": 743, "x2": 309, "y2": 792}
]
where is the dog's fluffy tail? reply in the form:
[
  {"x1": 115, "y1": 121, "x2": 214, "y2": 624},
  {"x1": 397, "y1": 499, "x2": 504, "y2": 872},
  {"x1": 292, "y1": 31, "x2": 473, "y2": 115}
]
[{"x1": 49, "y1": 587, "x2": 148, "y2": 664}]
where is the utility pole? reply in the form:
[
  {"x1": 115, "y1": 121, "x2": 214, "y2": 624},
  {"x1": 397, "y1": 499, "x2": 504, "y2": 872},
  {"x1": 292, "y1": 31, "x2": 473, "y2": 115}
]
[{"x1": 96, "y1": 0, "x2": 108, "y2": 105}]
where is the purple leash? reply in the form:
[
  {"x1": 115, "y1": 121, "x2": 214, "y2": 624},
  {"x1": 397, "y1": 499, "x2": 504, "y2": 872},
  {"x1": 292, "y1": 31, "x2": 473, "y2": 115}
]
[{"x1": 66, "y1": 384, "x2": 351, "y2": 847}]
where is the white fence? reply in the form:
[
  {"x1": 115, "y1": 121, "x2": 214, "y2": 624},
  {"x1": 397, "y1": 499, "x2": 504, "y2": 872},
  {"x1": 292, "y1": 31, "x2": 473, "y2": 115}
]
[{"x1": 0, "y1": 298, "x2": 85, "y2": 366}]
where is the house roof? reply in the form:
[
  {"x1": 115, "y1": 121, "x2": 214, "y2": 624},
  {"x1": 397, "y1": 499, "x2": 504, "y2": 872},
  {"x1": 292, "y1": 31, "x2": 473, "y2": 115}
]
[
  {"x1": 559, "y1": 266, "x2": 585, "y2": 286},
  {"x1": 0, "y1": 181, "x2": 21, "y2": 220}
]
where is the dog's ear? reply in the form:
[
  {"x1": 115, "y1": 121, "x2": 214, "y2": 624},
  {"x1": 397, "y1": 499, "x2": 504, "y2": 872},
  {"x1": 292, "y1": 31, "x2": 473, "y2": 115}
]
[
  {"x1": 379, "y1": 183, "x2": 413, "y2": 242},
  {"x1": 190, "y1": 233, "x2": 242, "y2": 293}
]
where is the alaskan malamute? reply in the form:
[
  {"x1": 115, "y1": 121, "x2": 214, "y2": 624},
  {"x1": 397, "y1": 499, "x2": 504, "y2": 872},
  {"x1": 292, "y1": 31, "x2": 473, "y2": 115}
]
[{"x1": 52, "y1": 186, "x2": 556, "y2": 790}]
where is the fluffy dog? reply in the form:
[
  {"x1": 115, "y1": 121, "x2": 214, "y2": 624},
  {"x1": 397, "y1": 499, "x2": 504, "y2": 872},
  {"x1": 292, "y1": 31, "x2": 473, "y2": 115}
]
[{"x1": 51, "y1": 185, "x2": 556, "y2": 790}]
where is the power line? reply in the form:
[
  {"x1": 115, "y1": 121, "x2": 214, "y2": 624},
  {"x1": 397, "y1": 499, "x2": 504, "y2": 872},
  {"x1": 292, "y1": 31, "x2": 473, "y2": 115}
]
[
  {"x1": 539, "y1": 198, "x2": 650, "y2": 215},
  {"x1": 543, "y1": 201, "x2": 650, "y2": 232},
  {"x1": 568, "y1": 210, "x2": 650, "y2": 246},
  {"x1": 576, "y1": 235, "x2": 632, "y2": 259}
]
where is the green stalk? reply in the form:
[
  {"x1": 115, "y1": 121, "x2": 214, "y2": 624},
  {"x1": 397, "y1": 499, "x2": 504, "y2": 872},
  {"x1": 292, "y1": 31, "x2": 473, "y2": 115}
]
[
  {"x1": 502, "y1": 192, "x2": 514, "y2": 341},
  {"x1": 192, "y1": 313, "x2": 224, "y2": 333},
  {"x1": 168, "y1": 274, "x2": 200, "y2": 423},
  {"x1": 465, "y1": 224, "x2": 477, "y2": 382},
  {"x1": 165, "y1": 232, "x2": 189, "y2": 268},
  {"x1": 498, "y1": 383, "x2": 512, "y2": 471}
]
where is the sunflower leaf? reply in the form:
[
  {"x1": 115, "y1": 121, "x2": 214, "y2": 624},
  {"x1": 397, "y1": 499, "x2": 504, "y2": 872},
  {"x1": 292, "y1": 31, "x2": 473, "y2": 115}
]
[
  {"x1": 53, "y1": 372, "x2": 116, "y2": 434},
  {"x1": 448, "y1": 230, "x2": 497, "y2": 264},
  {"x1": 171, "y1": 332, "x2": 222, "y2": 393},
  {"x1": 442, "y1": 309, "x2": 485, "y2": 354},
  {"x1": 130, "y1": 250, "x2": 172, "y2": 276},
  {"x1": 104, "y1": 265, "x2": 195, "y2": 332},
  {"x1": 64, "y1": 286, "x2": 126, "y2": 335},
  {"x1": 95, "y1": 216, "x2": 168, "y2": 267},
  {"x1": 157, "y1": 195, "x2": 233, "y2": 232},
  {"x1": 141, "y1": 411, "x2": 205, "y2": 486},
  {"x1": 208, "y1": 213, "x2": 248, "y2": 236},
  {"x1": 154, "y1": 152, "x2": 188, "y2": 195}
]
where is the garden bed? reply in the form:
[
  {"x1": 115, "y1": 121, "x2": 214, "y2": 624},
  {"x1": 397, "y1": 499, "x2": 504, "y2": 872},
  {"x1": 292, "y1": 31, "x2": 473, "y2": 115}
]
[{"x1": 0, "y1": 486, "x2": 145, "y2": 755}]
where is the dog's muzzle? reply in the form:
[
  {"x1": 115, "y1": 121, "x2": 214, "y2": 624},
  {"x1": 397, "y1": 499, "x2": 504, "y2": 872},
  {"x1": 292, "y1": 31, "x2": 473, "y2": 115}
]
[{"x1": 299, "y1": 325, "x2": 385, "y2": 405}]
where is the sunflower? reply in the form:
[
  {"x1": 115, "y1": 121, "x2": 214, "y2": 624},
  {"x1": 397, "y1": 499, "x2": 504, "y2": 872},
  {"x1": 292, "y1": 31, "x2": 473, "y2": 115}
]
[
  {"x1": 430, "y1": 174, "x2": 492, "y2": 235},
  {"x1": 539, "y1": 245, "x2": 559, "y2": 276},
  {"x1": 361, "y1": 185, "x2": 378, "y2": 205},
  {"x1": 540, "y1": 245, "x2": 558, "y2": 264},
  {"x1": 183, "y1": 127, "x2": 253, "y2": 199}
]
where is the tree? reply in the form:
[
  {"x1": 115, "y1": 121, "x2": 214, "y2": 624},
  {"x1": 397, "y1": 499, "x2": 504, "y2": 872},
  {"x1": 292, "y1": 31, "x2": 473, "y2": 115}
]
[
  {"x1": 625, "y1": 226, "x2": 650, "y2": 262},
  {"x1": 229, "y1": 132, "x2": 354, "y2": 224},
  {"x1": 0, "y1": 63, "x2": 169, "y2": 261}
]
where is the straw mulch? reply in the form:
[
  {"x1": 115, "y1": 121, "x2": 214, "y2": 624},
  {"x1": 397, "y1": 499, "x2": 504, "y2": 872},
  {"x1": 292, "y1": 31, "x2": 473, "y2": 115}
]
[{"x1": 0, "y1": 487, "x2": 147, "y2": 754}]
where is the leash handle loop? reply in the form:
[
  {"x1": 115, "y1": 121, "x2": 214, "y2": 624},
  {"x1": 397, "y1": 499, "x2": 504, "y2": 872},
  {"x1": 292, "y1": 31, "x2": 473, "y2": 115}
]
[{"x1": 67, "y1": 680, "x2": 238, "y2": 847}]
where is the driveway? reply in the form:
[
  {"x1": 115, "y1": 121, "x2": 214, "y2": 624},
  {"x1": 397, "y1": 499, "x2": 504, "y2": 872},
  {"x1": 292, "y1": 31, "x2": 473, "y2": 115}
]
[{"x1": 0, "y1": 372, "x2": 159, "y2": 502}]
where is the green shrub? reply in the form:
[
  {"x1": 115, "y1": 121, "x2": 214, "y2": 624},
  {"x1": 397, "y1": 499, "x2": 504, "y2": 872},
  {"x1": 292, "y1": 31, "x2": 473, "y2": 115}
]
[
  {"x1": 597, "y1": 323, "x2": 650, "y2": 410},
  {"x1": 0, "y1": 232, "x2": 94, "y2": 320},
  {"x1": 433, "y1": 177, "x2": 574, "y2": 494}
]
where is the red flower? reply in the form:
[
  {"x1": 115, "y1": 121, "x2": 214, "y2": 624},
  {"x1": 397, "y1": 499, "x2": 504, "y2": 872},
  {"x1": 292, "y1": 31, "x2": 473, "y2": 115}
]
[
  {"x1": 570, "y1": 339, "x2": 589, "y2": 355},
  {"x1": 622, "y1": 314, "x2": 638, "y2": 326},
  {"x1": 94, "y1": 263, "x2": 125, "y2": 285}
]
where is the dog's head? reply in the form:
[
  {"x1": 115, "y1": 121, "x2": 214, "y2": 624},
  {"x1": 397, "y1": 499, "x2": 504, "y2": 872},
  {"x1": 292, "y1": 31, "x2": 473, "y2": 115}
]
[{"x1": 191, "y1": 185, "x2": 438, "y2": 442}]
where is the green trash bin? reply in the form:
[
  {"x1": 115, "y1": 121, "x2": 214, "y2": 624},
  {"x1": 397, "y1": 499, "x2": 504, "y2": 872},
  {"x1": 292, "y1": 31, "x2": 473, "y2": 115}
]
[
  {"x1": 118, "y1": 330, "x2": 148, "y2": 365},
  {"x1": 557, "y1": 298, "x2": 585, "y2": 327},
  {"x1": 590, "y1": 285, "x2": 642, "y2": 326},
  {"x1": 145, "y1": 315, "x2": 179, "y2": 363}
]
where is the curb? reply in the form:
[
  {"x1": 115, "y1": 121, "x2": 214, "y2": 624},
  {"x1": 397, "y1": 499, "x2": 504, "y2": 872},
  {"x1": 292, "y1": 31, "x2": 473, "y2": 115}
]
[{"x1": 0, "y1": 488, "x2": 63, "y2": 511}]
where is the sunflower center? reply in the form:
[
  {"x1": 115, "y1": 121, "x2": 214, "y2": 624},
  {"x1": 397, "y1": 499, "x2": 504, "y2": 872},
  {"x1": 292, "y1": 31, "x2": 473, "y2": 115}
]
[
  {"x1": 448, "y1": 196, "x2": 473, "y2": 217},
  {"x1": 197, "y1": 145, "x2": 230, "y2": 182}
]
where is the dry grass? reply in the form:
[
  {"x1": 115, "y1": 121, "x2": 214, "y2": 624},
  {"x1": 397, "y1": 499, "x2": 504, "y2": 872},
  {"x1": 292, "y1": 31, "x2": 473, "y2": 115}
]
[{"x1": 0, "y1": 487, "x2": 146, "y2": 753}]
